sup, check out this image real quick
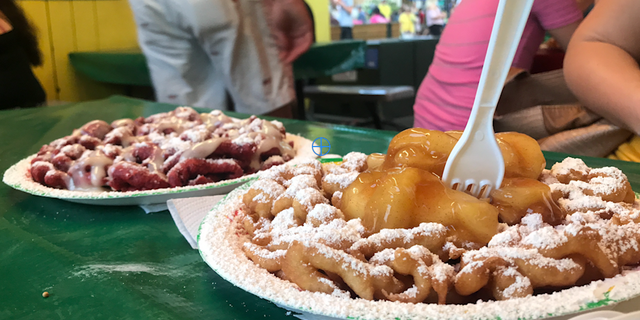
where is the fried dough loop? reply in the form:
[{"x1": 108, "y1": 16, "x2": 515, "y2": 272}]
[
  {"x1": 369, "y1": 246, "x2": 455, "y2": 304},
  {"x1": 236, "y1": 130, "x2": 640, "y2": 305},
  {"x1": 242, "y1": 179, "x2": 286, "y2": 220},
  {"x1": 348, "y1": 223, "x2": 448, "y2": 260},
  {"x1": 283, "y1": 240, "x2": 404, "y2": 300}
]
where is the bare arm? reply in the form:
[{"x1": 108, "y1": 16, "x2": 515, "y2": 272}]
[
  {"x1": 575, "y1": 0, "x2": 594, "y2": 12},
  {"x1": 0, "y1": 10, "x2": 13, "y2": 34},
  {"x1": 564, "y1": 0, "x2": 640, "y2": 133},
  {"x1": 546, "y1": 20, "x2": 581, "y2": 51},
  {"x1": 333, "y1": 0, "x2": 353, "y2": 14},
  {"x1": 267, "y1": 0, "x2": 313, "y2": 63}
]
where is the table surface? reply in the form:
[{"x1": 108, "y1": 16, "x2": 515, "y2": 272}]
[
  {"x1": 68, "y1": 41, "x2": 367, "y2": 86},
  {"x1": 3, "y1": 96, "x2": 640, "y2": 319}
]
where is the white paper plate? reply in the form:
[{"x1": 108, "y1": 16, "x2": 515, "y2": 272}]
[
  {"x1": 198, "y1": 181, "x2": 640, "y2": 320},
  {"x1": 2, "y1": 134, "x2": 314, "y2": 206}
]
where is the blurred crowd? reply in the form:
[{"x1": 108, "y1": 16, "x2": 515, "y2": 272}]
[{"x1": 331, "y1": 0, "x2": 458, "y2": 39}]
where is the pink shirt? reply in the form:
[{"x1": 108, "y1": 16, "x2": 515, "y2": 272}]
[
  {"x1": 369, "y1": 14, "x2": 389, "y2": 24},
  {"x1": 413, "y1": 0, "x2": 582, "y2": 131}
]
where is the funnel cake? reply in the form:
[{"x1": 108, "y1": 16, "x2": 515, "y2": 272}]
[
  {"x1": 230, "y1": 128, "x2": 640, "y2": 308},
  {"x1": 28, "y1": 107, "x2": 297, "y2": 192}
]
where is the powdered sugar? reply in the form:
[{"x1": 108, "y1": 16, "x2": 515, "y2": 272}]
[
  {"x1": 341, "y1": 152, "x2": 367, "y2": 172},
  {"x1": 284, "y1": 175, "x2": 318, "y2": 195},
  {"x1": 197, "y1": 155, "x2": 640, "y2": 320},
  {"x1": 520, "y1": 226, "x2": 569, "y2": 249},
  {"x1": 271, "y1": 208, "x2": 298, "y2": 230},
  {"x1": 354, "y1": 223, "x2": 448, "y2": 249},
  {"x1": 323, "y1": 172, "x2": 360, "y2": 189},
  {"x1": 302, "y1": 240, "x2": 394, "y2": 278},
  {"x1": 199, "y1": 186, "x2": 640, "y2": 320},
  {"x1": 520, "y1": 213, "x2": 544, "y2": 229},
  {"x1": 369, "y1": 248, "x2": 396, "y2": 264},
  {"x1": 539, "y1": 169, "x2": 560, "y2": 185},
  {"x1": 500, "y1": 268, "x2": 531, "y2": 299},
  {"x1": 307, "y1": 204, "x2": 344, "y2": 226},
  {"x1": 243, "y1": 242, "x2": 286, "y2": 260},
  {"x1": 430, "y1": 262, "x2": 455, "y2": 282},
  {"x1": 250, "y1": 179, "x2": 286, "y2": 200},
  {"x1": 294, "y1": 188, "x2": 328, "y2": 211},
  {"x1": 464, "y1": 247, "x2": 581, "y2": 272},
  {"x1": 488, "y1": 228, "x2": 522, "y2": 247},
  {"x1": 551, "y1": 157, "x2": 590, "y2": 178},
  {"x1": 265, "y1": 218, "x2": 364, "y2": 251}
]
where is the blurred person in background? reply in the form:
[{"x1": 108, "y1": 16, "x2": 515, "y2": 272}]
[
  {"x1": 413, "y1": 0, "x2": 584, "y2": 131},
  {"x1": 369, "y1": 7, "x2": 389, "y2": 24},
  {"x1": 378, "y1": 0, "x2": 392, "y2": 20},
  {"x1": 391, "y1": 9, "x2": 400, "y2": 23},
  {"x1": 351, "y1": 5, "x2": 367, "y2": 25},
  {"x1": 128, "y1": 0, "x2": 312, "y2": 118},
  {"x1": 418, "y1": 8, "x2": 426, "y2": 32},
  {"x1": 425, "y1": 0, "x2": 446, "y2": 36},
  {"x1": 399, "y1": 5, "x2": 417, "y2": 38},
  {"x1": 332, "y1": 0, "x2": 354, "y2": 39},
  {"x1": 0, "y1": 0, "x2": 45, "y2": 110}
]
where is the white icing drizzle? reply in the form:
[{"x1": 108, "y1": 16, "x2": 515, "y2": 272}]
[
  {"x1": 67, "y1": 150, "x2": 113, "y2": 191},
  {"x1": 180, "y1": 138, "x2": 229, "y2": 161},
  {"x1": 30, "y1": 107, "x2": 299, "y2": 192}
]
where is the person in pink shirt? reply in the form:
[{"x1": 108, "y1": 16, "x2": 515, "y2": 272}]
[
  {"x1": 413, "y1": 0, "x2": 583, "y2": 131},
  {"x1": 369, "y1": 7, "x2": 389, "y2": 24}
]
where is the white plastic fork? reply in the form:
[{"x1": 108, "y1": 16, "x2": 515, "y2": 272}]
[{"x1": 442, "y1": 0, "x2": 535, "y2": 198}]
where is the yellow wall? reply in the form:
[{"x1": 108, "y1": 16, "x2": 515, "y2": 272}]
[
  {"x1": 18, "y1": 0, "x2": 331, "y2": 103},
  {"x1": 19, "y1": 0, "x2": 138, "y2": 103},
  {"x1": 305, "y1": 0, "x2": 331, "y2": 43}
]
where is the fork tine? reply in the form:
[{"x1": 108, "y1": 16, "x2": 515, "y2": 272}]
[
  {"x1": 478, "y1": 181, "x2": 493, "y2": 199},
  {"x1": 450, "y1": 178, "x2": 462, "y2": 191},
  {"x1": 464, "y1": 180, "x2": 479, "y2": 196}
]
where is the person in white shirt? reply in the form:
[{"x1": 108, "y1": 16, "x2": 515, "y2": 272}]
[
  {"x1": 333, "y1": 0, "x2": 354, "y2": 39},
  {"x1": 426, "y1": 0, "x2": 446, "y2": 36},
  {"x1": 128, "y1": 0, "x2": 312, "y2": 117}
]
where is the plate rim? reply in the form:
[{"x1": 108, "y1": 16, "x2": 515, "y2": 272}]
[{"x1": 197, "y1": 179, "x2": 640, "y2": 320}]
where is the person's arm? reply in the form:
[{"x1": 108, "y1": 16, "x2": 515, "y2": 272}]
[
  {"x1": 575, "y1": 0, "x2": 594, "y2": 12},
  {"x1": 546, "y1": 20, "x2": 581, "y2": 51},
  {"x1": 0, "y1": 10, "x2": 13, "y2": 34},
  {"x1": 564, "y1": 0, "x2": 640, "y2": 133},
  {"x1": 505, "y1": 67, "x2": 526, "y2": 85},
  {"x1": 532, "y1": 0, "x2": 583, "y2": 51},
  {"x1": 267, "y1": 0, "x2": 313, "y2": 63},
  {"x1": 333, "y1": 0, "x2": 353, "y2": 14}
]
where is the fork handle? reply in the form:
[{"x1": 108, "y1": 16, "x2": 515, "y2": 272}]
[
  {"x1": 463, "y1": 106, "x2": 495, "y2": 143},
  {"x1": 473, "y1": 0, "x2": 535, "y2": 110}
]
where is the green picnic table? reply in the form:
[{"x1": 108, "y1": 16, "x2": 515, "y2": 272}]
[
  {"x1": 68, "y1": 41, "x2": 367, "y2": 86},
  {"x1": 2, "y1": 96, "x2": 640, "y2": 319},
  {"x1": 68, "y1": 41, "x2": 367, "y2": 120}
]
